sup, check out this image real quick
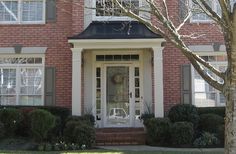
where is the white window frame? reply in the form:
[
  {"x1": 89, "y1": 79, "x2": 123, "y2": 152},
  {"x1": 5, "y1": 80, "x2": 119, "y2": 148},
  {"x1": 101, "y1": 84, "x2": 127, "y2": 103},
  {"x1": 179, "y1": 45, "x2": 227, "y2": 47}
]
[
  {"x1": 0, "y1": 0, "x2": 46, "y2": 24},
  {"x1": 191, "y1": 52, "x2": 227, "y2": 107},
  {"x1": 190, "y1": 0, "x2": 219, "y2": 23},
  {"x1": 0, "y1": 54, "x2": 45, "y2": 106},
  {"x1": 92, "y1": 0, "x2": 141, "y2": 21}
]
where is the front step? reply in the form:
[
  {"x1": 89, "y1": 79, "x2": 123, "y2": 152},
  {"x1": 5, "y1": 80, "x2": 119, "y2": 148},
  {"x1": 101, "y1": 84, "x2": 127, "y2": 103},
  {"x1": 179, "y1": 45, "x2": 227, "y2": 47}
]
[{"x1": 96, "y1": 128, "x2": 146, "y2": 145}]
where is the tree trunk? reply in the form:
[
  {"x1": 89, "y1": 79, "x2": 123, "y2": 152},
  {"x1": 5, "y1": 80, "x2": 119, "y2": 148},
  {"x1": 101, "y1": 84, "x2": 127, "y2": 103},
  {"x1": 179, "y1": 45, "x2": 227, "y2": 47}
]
[
  {"x1": 224, "y1": 85, "x2": 236, "y2": 154},
  {"x1": 224, "y1": 7, "x2": 236, "y2": 154}
]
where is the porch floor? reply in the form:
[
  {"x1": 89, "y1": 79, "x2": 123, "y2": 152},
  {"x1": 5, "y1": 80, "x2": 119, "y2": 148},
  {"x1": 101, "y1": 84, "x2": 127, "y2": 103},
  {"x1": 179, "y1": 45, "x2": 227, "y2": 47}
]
[{"x1": 95, "y1": 128, "x2": 146, "y2": 145}]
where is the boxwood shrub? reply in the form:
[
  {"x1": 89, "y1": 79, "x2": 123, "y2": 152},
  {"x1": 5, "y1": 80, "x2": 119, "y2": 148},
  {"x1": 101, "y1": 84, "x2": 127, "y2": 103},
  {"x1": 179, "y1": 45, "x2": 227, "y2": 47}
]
[
  {"x1": 0, "y1": 108, "x2": 24, "y2": 136},
  {"x1": 144, "y1": 117, "x2": 171, "y2": 145},
  {"x1": 171, "y1": 122, "x2": 194, "y2": 146},
  {"x1": 29, "y1": 109, "x2": 56, "y2": 142},
  {"x1": 63, "y1": 118, "x2": 95, "y2": 148},
  {"x1": 197, "y1": 107, "x2": 225, "y2": 117},
  {"x1": 199, "y1": 113, "x2": 224, "y2": 133},
  {"x1": 168, "y1": 104, "x2": 200, "y2": 128}
]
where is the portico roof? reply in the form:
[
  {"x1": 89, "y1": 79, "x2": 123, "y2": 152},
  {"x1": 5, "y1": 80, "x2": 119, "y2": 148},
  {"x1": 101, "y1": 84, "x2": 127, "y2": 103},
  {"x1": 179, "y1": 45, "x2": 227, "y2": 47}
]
[{"x1": 68, "y1": 21, "x2": 162, "y2": 39}]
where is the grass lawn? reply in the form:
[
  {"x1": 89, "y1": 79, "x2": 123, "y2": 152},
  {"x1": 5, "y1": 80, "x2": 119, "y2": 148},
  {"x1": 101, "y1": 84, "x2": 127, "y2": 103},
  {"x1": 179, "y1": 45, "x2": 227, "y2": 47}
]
[{"x1": 0, "y1": 149, "x2": 224, "y2": 154}]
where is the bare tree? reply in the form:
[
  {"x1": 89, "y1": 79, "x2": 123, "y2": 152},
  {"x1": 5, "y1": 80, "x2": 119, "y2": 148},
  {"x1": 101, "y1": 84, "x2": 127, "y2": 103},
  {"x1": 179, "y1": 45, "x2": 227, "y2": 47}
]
[{"x1": 111, "y1": 0, "x2": 236, "y2": 153}]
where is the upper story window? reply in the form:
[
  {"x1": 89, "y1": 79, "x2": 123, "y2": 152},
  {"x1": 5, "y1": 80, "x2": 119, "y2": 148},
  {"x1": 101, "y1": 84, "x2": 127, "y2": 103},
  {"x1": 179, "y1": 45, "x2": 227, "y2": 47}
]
[
  {"x1": 190, "y1": 0, "x2": 221, "y2": 23},
  {"x1": 94, "y1": 0, "x2": 139, "y2": 20},
  {"x1": 0, "y1": 0, "x2": 45, "y2": 24}
]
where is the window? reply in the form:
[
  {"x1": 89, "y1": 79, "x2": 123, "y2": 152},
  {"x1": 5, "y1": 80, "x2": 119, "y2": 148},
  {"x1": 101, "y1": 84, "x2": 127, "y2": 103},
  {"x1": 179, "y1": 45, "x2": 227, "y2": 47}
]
[
  {"x1": 95, "y1": 0, "x2": 139, "y2": 20},
  {"x1": 192, "y1": 55, "x2": 227, "y2": 107},
  {"x1": 190, "y1": 0, "x2": 221, "y2": 22},
  {"x1": 0, "y1": 0, "x2": 45, "y2": 24},
  {"x1": 0, "y1": 57, "x2": 44, "y2": 106}
]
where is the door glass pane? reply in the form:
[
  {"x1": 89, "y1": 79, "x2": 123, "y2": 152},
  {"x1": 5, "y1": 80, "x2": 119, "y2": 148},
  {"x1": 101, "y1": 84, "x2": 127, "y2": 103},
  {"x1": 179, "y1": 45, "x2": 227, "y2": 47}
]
[{"x1": 106, "y1": 66, "x2": 129, "y2": 126}]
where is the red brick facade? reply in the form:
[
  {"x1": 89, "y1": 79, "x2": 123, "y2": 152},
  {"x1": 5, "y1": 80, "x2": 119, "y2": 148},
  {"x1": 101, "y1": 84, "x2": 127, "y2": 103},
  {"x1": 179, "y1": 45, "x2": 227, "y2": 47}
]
[{"x1": 0, "y1": 0, "x2": 225, "y2": 114}]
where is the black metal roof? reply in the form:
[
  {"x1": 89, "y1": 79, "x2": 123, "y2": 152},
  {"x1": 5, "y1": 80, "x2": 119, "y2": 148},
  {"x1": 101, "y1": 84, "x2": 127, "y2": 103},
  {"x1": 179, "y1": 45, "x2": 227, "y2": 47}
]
[{"x1": 68, "y1": 21, "x2": 162, "y2": 39}]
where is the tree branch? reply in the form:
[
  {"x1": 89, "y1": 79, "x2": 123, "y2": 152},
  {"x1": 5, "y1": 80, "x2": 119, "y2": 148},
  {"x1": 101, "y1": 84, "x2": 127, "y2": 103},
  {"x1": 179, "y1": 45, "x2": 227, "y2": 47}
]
[{"x1": 113, "y1": 0, "x2": 224, "y2": 91}]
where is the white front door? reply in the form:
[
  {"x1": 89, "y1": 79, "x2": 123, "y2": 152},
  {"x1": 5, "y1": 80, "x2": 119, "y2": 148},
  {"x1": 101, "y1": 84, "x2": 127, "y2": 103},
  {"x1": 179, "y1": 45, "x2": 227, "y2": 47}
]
[
  {"x1": 104, "y1": 65, "x2": 134, "y2": 127},
  {"x1": 94, "y1": 54, "x2": 143, "y2": 128}
]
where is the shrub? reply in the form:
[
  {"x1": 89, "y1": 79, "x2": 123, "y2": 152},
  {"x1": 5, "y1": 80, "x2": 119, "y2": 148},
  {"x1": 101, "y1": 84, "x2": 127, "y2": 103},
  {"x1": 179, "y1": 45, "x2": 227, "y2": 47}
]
[
  {"x1": 199, "y1": 113, "x2": 224, "y2": 134},
  {"x1": 171, "y1": 122, "x2": 194, "y2": 146},
  {"x1": 66, "y1": 114, "x2": 95, "y2": 126},
  {"x1": 16, "y1": 108, "x2": 33, "y2": 137},
  {"x1": 144, "y1": 118, "x2": 171, "y2": 145},
  {"x1": 140, "y1": 113, "x2": 154, "y2": 126},
  {"x1": 0, "y1": 122, "x2": 5, "y2": 139},
  {"x1": 0, "y1": 108, "x2": 24, "y2": 136},
  {"x1": 47, "y1": 116, "x2": 62, "y2": 142},
  {"x1": 168, "y1": 104, "x2": 199, "y2": 127},
  {"x1": 193, "y1": 132, "x2": 220, "y2": 147},
  {"x1": 29, "y1": 109, "x2": 56, "y2": 142},
  {"x1": 216, "y1": 124, "x2": 225, "y2": 145},
  {"x1": 197, "y1": 107, "x2": 225, "y2": 117},
  {"x1": 64, "y1": 119, "x2": 95, "y2": 148}
]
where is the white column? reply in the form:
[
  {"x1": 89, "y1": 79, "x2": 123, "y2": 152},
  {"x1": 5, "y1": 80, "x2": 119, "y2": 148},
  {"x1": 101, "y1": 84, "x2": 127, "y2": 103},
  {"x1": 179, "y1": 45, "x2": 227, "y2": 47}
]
[
  {"x1": 72, "y1": 48, "x2": 83, "y2": 116},
  {"x1": 152, "y1": 47, "x2": 164, "y2": 117}
]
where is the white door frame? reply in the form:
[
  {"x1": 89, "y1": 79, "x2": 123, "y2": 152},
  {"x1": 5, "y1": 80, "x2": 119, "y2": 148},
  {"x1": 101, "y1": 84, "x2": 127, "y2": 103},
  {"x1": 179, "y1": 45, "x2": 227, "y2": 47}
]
[{"x1": 93, "y1": 51, "x2": 143, "y2": 128}]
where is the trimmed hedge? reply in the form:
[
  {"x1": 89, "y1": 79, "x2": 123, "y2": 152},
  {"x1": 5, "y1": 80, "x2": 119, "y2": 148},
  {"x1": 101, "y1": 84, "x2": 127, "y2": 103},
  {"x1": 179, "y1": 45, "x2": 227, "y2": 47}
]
[
  {"x1": 144, "y1": 118, "x2": 171, "y2": 145},
  {"x1": 0, "y1": 108, "x2": 24, "y2": 136},
  {"x1": 171, "y1": 122, "x2": 194, "y2": 146},
  {"x1": 197, "y1": 107, "x2": 225, "y2": 117},
  {"x1": 168, "y1": 104, "x2": 200, "y2": 128},
  {"x1": 199, "y1": 113, "x2": 224, "y2": 133},
  {"x1": 29, "y1": 109, "x2": 56, "y2": 142},
  {"x1": 64, "y1": 118, "x2": 95, "y2": 148}
]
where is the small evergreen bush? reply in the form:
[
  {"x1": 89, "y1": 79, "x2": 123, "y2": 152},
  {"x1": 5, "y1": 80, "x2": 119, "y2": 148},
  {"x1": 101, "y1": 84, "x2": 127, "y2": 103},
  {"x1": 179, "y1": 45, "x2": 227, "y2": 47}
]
[
  {"x1": 199, "y1": 113, "x2": 224, "y2": 133},
  {"x1": 144, "y1": 117, "x2": 171, "y2": 145},
  {"x1": 193, "y1": 132, "x2": 220, "y2": 147},
  {"x1": 171, "y1": 122, "x2": 194, "y2": 146},
  {"x1": 168, "y1": 104, "x2": 199, "y2": 127},
  {"x1": 64, "y1": 119, "x2": 95, "y2": 148},
  {"x1": 66, "y1": 114, "x2": 95, "y2": 126},
  {"x1": 29, "y1": 109, "x2": 56, "y2": 142},
  {"x1": 0, "y1": 108, "x2": 24, "y2": 136},
  {"x1": 0, "y1": 122, "x2": 5, "y2": 139}
]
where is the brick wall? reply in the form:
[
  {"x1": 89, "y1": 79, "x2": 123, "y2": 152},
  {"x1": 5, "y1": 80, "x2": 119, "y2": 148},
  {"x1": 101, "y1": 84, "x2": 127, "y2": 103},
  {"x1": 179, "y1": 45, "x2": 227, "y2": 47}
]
[
  {"x1": 0, "y1": 0, "x2": 225, "y2": 113},
  {"x1": 0, "y1": 0, "x2": 83, "y2": 108}
]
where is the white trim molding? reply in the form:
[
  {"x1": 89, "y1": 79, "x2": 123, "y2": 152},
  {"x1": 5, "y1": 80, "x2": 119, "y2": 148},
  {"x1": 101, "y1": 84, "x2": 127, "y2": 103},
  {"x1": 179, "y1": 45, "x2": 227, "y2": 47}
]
[
  {"x1": 188, "y1": 45, "x2": 226, "y2": 53},
  {"x1": 72, "y1": 48, "x2": 83, "y2": 116},
  {"x1": 0, "y1": 47, "x2": 47, "y2": 54},
  {"x1": 69, "y1": 39, "x2": 165, "y2": 49},
  {"x1": 152, "y1": 47, "x2": 164, "y2": 118}
]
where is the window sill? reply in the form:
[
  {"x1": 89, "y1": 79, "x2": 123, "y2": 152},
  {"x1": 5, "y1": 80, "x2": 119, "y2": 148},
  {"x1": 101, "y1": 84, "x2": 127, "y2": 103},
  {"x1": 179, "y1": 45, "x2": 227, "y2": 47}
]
[{"x1": 0, "y1": 21, "x2": 46, "y2": 25}]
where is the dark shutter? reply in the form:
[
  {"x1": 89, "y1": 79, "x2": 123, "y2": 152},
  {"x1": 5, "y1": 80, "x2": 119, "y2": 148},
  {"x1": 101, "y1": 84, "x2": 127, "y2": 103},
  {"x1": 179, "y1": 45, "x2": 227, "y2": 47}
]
[
  {"x1": 46, "y1": 0, "x2": 56, "y2": 22},
  {"x1": 179, "y1": 0, "x2": 188, "y2": 21},
  {"x1": 44, "y1": 67, "x2": 56, "y2": 106},
  {"x1": 181, "y1": 64, "x2": 192, "y2": 104}
]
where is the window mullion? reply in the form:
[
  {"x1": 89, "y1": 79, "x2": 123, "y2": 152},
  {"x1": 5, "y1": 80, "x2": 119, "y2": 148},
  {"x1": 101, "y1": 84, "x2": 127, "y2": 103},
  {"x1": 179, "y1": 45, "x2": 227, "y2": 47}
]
[
  {"x1": 16, "y1": 66, "x2": 20, "y2": 105},
  {"x1": 18, "y1": 0, "x2": 22, "y2": 23}
]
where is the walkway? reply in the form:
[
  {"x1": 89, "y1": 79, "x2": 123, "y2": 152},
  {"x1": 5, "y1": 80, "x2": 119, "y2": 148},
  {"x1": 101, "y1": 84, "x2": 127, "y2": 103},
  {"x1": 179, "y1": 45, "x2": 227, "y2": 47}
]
[{"x1": 97, "y1": 145, "x2": 224, "y2": 152}]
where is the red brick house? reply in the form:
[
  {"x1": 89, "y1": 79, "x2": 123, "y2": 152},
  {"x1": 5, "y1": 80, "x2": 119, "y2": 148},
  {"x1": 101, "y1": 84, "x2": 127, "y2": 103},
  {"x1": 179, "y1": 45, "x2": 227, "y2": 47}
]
[{"x1": 0, "y1": 0, "x2": 226, "y2": 129}]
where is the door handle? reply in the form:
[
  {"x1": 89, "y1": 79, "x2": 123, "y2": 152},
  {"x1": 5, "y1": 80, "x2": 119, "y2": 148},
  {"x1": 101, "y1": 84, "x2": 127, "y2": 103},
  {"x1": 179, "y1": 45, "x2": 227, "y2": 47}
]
[{"x1": 129, "y1": 92, "x2": 132, "y2": 98}]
